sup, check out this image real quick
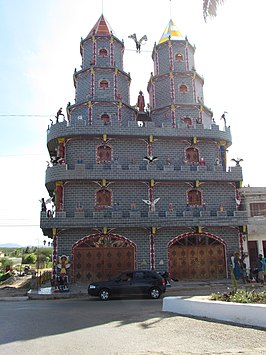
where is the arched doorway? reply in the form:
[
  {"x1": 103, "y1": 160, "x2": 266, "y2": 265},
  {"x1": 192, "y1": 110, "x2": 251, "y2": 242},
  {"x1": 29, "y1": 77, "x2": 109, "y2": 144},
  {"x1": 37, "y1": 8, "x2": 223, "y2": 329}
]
[
  {"x1": 96, "y1": 145, "x2": 112, "y2": 163},
  {"x1": 185, "y1": 147, "x2": 199, "y2": 163},
  {"x1": 168, "y1": 232, "x2": 227, "y2": 280},
  {"x1": 72, "y1": 234, "x2": 136, "y2": 283}
]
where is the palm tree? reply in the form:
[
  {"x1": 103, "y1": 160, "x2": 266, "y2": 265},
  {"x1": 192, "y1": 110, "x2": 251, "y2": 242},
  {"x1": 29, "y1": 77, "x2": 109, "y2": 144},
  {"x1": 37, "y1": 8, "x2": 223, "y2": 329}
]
[{"x1": 203, "y1": 0, "x2": 226, "y2": 21}]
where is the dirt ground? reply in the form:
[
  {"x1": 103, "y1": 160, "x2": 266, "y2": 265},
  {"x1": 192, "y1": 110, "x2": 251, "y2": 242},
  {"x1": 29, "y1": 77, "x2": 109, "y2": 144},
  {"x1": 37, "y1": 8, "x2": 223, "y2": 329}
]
[{"x1": 0, "y1": 276, "x2": 31, "y2": 297}]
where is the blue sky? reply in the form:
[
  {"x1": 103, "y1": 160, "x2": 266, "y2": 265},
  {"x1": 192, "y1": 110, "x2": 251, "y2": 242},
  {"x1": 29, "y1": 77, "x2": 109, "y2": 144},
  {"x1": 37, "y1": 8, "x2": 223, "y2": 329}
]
[{"x1": 0, "y1": 0, "x2": 265, "y2": 246}]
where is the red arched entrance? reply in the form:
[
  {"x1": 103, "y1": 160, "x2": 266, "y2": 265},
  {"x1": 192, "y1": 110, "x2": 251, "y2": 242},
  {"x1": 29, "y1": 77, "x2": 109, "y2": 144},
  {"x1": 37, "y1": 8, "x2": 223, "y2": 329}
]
[
  {"x1": 72, "y1": 234, "x2": 136, "y2": 283},
  {"x1": 168, "y1": 232, "x2": 227, "y2": 280}
]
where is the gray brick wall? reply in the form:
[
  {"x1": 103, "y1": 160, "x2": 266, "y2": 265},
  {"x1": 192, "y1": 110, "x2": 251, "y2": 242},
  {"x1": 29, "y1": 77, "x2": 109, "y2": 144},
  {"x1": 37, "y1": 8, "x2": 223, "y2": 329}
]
[{"x1": 41, "y1": 20, "x2": 245, "y2": 281}]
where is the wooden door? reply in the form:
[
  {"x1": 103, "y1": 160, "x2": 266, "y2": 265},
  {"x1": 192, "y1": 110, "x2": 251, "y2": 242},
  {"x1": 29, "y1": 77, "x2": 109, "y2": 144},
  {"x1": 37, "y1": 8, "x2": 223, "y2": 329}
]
[
  {"x1": 169, "y1": 243, "x2": 226, "y2": 280},
  {"x1": 74, "y1": 246, "x2": 135, "y2": 283},
  {"x1": 248, "y1": 241, "x2": 258, "y2": 269}
]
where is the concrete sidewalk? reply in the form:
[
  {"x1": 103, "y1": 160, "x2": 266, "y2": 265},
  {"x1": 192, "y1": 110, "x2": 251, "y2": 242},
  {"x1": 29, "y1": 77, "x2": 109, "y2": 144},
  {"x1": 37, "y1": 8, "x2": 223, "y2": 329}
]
[{"x1": 26, "y1": 279, "x2": 235, "y2": 300}]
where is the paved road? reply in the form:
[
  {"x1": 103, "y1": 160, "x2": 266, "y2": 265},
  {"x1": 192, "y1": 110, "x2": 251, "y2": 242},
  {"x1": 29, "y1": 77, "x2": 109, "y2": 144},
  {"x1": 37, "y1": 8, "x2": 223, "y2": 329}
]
[{"x1": 0, "y1": 298, "x2": 265, "y2": 355}]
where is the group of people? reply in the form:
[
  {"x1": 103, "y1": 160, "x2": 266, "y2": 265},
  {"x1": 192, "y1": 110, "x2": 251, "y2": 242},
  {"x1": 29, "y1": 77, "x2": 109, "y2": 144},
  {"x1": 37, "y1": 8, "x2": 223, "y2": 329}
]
[{"x1": 233, "y1": 251, "x2": 265, "y2": 284}]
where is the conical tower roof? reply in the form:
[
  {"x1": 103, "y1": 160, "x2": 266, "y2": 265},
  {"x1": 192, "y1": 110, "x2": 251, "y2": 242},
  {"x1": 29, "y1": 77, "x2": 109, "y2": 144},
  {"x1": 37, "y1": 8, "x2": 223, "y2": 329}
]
[
  {"x1": 87, "y1": 14, "x2": 114, "y2": 37},
  {"x1": 158, "y1": 19, "x2": 183, "y2": 44}
]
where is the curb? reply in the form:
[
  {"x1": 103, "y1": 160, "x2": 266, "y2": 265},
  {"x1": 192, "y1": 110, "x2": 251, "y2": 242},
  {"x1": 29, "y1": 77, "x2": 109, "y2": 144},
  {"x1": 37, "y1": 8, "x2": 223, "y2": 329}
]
[{"x1": 0, "y1": 296, "x2": 28, "y2": 301}]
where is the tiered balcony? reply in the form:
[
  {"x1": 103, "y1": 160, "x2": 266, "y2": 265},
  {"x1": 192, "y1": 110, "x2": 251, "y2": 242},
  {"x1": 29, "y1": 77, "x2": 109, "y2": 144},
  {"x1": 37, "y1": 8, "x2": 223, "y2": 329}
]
[
  {"x1": 47, "y1": 120, "x2": 232, "y2": 145},
  {"x1": 45, "y1": 162, "x2": 243, "y2": 188},
  {"x1": 40, "y1": 208, "x2": 248, "y2": 235}
]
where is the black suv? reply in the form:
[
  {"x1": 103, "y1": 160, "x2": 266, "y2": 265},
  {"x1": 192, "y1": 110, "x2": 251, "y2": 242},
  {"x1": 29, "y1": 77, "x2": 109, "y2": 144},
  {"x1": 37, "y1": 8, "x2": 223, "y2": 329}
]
[{"x1": 88, "y1": 270, "x2": 166, "y2": 300}]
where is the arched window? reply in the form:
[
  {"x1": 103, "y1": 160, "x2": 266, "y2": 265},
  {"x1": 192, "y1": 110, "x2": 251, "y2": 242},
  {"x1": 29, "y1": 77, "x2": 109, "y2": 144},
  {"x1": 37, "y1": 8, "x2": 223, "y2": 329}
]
[
  {"x1": 185, "y1": 147, "x2": 199, "y2": 163},
  {"x1": 179, "y1": 84, "x2": 188, "y2": 93},
  {"x1": 96, "y1": 189, "x2": 112, "y2": 207},
  {"x1": 100, "y1": 113, "x2": 111, "y2": 123},
  {"x1": 99, "y1": 80, "x2": 109, "y2": 89},
  {"x1": 175, "y1": 53, "x2": 183, "y2": 61},
  {"x1": 182, "y1": 117, "x2": 193, "y2": 126},
  {"x1": 96, "y1": 145, "x2": 112, "y2": 163},
  {"x1": 188, "y1": 189, "x2": 202, "y2": 206},
  {"x1": 99, "y1": 48, "x2": 108, "y2": 57}
]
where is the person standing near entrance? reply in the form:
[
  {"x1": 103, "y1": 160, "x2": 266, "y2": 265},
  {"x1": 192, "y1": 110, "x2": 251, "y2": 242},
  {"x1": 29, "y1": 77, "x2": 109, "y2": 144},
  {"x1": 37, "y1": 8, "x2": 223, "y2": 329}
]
[
  {"x1": 257, "y1": 254, "x2": 265, "y2": 284},
  {"x1": 233, "y1": 251, "x2": 242, "y2": 280}
]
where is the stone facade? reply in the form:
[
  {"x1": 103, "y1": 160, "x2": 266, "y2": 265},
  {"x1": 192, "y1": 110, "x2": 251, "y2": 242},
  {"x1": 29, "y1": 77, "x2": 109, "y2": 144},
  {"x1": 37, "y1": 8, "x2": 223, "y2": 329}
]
[{"x1": 40, "y1": 16, "x2": 247, "y2": 283}]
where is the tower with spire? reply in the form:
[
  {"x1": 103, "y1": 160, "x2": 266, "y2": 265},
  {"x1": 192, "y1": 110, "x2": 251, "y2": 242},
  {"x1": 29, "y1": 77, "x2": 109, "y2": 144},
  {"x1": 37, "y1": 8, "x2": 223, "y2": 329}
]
[{"x1": 41, "y1": 15, "x2": 247, "y2": 284}]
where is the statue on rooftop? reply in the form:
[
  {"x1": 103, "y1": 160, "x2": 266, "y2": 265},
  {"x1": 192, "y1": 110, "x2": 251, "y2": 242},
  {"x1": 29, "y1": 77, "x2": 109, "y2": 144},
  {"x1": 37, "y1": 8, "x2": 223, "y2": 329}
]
[
  {"x1": 55, "y1": 108, "x2": 65, "y2": 123},
  {"x1": 137, "y1": 91, "x2": 145, "y2": 112}
]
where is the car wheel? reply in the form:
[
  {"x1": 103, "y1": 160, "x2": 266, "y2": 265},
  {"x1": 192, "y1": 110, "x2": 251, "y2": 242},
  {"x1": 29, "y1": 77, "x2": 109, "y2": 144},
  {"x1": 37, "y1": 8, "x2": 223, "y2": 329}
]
[
  {"x1": 149, "y1": 287, "x2": 161, "y2": 299},
  {"x1": 99, "y1": 288, "x2": 111, "y2": 301}
]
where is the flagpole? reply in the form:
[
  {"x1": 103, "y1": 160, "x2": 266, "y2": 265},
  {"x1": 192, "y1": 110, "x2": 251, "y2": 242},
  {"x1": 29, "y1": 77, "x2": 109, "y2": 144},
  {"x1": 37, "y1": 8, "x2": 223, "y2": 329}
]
[{"x1": 169, "y1": 0, "x2": 172, "y2": 19}]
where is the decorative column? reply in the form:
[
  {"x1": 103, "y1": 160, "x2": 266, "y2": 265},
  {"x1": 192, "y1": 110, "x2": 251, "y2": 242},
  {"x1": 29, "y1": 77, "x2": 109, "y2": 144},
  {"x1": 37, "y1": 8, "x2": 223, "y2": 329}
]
[
  {"x1": 55, "y1": 181, "x2": 63, "y2": 212},
  {"x1": 150, "y1": 227, "x2": 156, "y2": 270},
  {"x1": 150, "y1": 76, "x2": 156, "y2": 109},
  {"x1": 168, "y1": 40, "x2": 173, "y2": 71},
  {"x1": 110, "y1": 35, "x2": 114, "y2": 66},
  {"x1": 88, "y1": 101, "x2": 93, "y2": 125},
  {"x1": 147, "y1": 135, "x2": 153, "y2": 158},
  {"x1": 198, "y1": 105, "x2": 203, "y2": 124},
  {"x1": 92, "y1": 35, "x2": 96, "y2": 65},
  {"x1": 219, "y1": 141, "x2": 227, "y2": 171},
  {"x1": 114, "y1": 67, "x2": 118, "y2": 99},
  {"x1": 148, "y1": 179, "x2": 154, "y2": 210},
  {"x1": 118, "y1": 100, "x2": 122, "y2": 121},
  {"x1": 192, "y1": 72, "x2": 196, "y2": 103},
  {"x1": 57, "y1": 138, "x2": 65, "y2": 161},
  {"x1": 90, "y1": 67, "x2": 95, "y2": 99},
  {"x1": 185, "y1": 40, "x2": 189, "y2": 71},
  {"x1": 169, "y1": 71, "x2": 175, "y2": 102},
  {"x1": 171, "y1": 103, "x2": 176, "y2": 128},
  {"x1": 52, "y1": 228, "x2": 57, "y2": 281}
]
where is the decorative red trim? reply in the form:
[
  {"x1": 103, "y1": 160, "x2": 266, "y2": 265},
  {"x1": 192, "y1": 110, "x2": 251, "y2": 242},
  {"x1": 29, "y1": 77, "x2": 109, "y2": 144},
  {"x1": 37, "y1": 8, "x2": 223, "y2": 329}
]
[
  {"x1": 171, "y1": 107, "x2": 176, "y2": 128},
  {"x1": 93, "y1": 41, "x2": 96, "y2": 65},
  {"x1": 150, "y1": 231, "x2": 155, "y2": 270},
  {"x1": 192, "y1": 76, "x2": 196, "y2": 103},
  {"x1": 88, "y1": 106, "x2": 92, "y2": 125},
  {"x1": 110, "y1": 40, "x2": 114, "y2": 66},
  {"x1": 52, "y1": 235, "x2": 57, "y2": 281},
  {"x1": 91, "y1": 72, "x2": 95, "y2": 99}
]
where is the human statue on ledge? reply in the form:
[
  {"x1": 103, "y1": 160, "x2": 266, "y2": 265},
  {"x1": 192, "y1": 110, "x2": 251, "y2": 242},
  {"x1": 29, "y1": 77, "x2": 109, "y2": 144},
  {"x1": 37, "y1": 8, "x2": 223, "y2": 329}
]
[
  {"x1": 55, "y1": 107, "x2": 65, "y2": 123},
  {"x1": 137, "y1": 91, "x2": 145, "y2": 112}
]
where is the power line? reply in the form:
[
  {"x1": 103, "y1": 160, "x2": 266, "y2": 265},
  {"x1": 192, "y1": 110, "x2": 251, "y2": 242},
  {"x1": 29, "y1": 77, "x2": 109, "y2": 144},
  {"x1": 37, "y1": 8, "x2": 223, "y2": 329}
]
[
  {"x1": 0, "y1": 224, "x2": 40, "y2": 228},
  {"x1": 0, "y1": 153, "x2": 47, "y2": 157},
  {"x1": 0, "y1": 114, "x2": 54, "y2": 117}
]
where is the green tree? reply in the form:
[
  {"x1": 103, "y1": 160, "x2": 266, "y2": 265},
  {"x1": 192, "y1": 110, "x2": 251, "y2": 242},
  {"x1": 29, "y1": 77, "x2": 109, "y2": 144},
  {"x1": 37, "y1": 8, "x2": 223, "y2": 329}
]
[
  {"x1": 23, "y1": 253, "x2": 37, "y2": 265},
  {"x1": 203, "y1": 0, "x2": 226, "y2": 21}
]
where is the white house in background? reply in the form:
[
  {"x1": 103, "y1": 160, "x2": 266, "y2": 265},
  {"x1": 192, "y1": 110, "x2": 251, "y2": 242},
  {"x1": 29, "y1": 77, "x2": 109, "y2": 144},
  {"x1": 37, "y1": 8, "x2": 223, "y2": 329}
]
[{"x1": 241, "y1": 187, "x2": 266, "y2": 272}]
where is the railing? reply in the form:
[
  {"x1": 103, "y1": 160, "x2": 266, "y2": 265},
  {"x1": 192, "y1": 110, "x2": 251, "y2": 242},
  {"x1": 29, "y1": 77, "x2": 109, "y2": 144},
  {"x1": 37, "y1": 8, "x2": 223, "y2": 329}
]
[{"x1": 45, "y1": 162, "x2": 243, "y2": 185}]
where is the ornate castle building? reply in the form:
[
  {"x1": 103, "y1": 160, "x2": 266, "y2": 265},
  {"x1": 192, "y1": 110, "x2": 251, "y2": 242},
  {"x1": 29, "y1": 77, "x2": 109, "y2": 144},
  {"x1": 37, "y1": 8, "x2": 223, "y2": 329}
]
[{"x1": 40, "y1": 15, "x2": 247, "y2": 283}]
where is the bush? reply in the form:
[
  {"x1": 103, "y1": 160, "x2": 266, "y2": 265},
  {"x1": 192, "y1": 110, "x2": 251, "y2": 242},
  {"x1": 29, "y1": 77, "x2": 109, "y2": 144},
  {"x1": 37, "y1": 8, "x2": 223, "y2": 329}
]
[
  {"x1": 0, "y1": 271, "x2": 13, "y2": 282},
  {"x1": 211, "y1": 289, "x2": 266, "y2": 304}
]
